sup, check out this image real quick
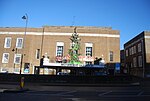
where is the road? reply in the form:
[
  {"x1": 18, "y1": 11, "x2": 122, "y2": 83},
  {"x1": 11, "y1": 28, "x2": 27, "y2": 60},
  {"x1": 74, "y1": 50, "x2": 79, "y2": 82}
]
[{"x1": 0, "y1": 83, "x2": 150, "y2": 101}]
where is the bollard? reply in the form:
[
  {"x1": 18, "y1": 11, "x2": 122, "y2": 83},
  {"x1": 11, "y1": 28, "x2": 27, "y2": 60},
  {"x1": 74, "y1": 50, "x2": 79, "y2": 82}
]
[{"x1": 20, "y1": 77, "x2": 24, "y2": 89}]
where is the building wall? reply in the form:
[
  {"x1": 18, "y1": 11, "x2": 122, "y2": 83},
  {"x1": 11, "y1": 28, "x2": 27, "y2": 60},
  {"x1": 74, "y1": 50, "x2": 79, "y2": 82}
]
[
  {"x1": 124, "y1": 31, "x2": 150, "y2": 77},
  {"x1": 0, "y1": 26, "x2": 120, "y2": 74},
  {"x1": 144, "y1": 31, "x2": 150, "y2": 75}
]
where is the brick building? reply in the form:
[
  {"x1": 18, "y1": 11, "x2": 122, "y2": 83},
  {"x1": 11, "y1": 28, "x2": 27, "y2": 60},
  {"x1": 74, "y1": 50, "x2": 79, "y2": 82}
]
[
  {"x1": 120, "y1": 50, "x2": 125, "y2": 74},
  {"x1": 0, "y1": 26, "x2": 120, "y2": 74},
  {"x1": 124, "y1": 31, "x2": 150, "y2": 77}
]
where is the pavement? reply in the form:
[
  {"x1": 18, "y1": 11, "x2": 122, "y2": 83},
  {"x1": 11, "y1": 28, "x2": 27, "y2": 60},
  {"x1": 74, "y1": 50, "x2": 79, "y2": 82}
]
[
  {"x1": 1, "y1": 78, "x2": 150, "y2": 94},
  {"x1": 0, "y1": 79, "x2": 143, "y2": 93},
  {"x1": 0, "y1": 80, "x2": 142, "y2": 94},
  {"x1": 1, "y1": 83, "x2": 150, "y2": 101}
]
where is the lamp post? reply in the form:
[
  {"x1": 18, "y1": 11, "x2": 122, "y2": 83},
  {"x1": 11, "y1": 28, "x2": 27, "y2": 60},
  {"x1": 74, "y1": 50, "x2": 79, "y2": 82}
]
[
  {"x1": 20, "y1": 13, "x2": 28, "y2": 74},
  {"x1": 22, "y1": 13, "x2": 28, "y2": 48}
]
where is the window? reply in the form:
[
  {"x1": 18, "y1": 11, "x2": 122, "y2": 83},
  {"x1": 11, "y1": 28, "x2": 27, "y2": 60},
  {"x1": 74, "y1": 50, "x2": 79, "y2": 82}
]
[
  {"x1": 86, "y1": 47, "x2": 92, "y2": 56},
  {"x1": 4, "y1": 37, "x2": 11, "y2": 48},
  {"x1": 138, "y1": 43, "x2": 142, "y2": 52},
  {"x1": 110, "y1": 51, "x2": 113, "y2": 61},
  {"x1": 131, "y1": 47, "x2": 134, "y2": 55},
  {"x1": 138, "y1": 56, "x2": 142, "y2": 67},
  {"x1": 57, "y1": 46, "x2": 63, "y2": 56},
  {"x1": 56, "y1": 42, "x2": 64, "y2": 62},
  {"x1": 133, "y1": 57, "x2": 137, "y2": 67},
  {"x1": 129, "y1": 48, "x2": 132, "y2": 55},
  {"x1": 126, "y1": 49, "x2": 128, "y2": 57},
  {"x1": 16, "y1": 38, "x2": 23, "y2": 48},
  {"x1": 85, "y1": 43, "x2": 93, "y2": 57},
  {"x1": 36, "y1": 49, "x2": 40, "y2": 59},
  {"x1": 24, "y1": 63, "x2": 30, "y2": 73},
  {"x1": 14, "y1": 54, "x2": 22, "y2": 64},
  {"x1": 1, "y1": 68, "x2": 8, "y2": 73},
  {"x1": 2, "y1": 53, "x2": 9, "y2": 63},
  {"x1": 56, "y1": 42, "x2": 64, "y2": 57},
  {"x1": 133, "y1": 46, "x2": 136, "y2": 54},
  {"x1": 14, "y1": 68, "x2": 20, "y2": 74}
]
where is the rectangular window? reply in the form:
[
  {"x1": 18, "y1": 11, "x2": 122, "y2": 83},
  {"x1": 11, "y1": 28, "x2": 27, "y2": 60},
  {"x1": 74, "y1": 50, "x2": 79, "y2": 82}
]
[
  {"x1": 131, "y1": 47, "x2": 134, "y2": 55},
  {"x1": 24, "y1": 63, "x2": 30, "y2": 73},
  {"x1": 1, "y1": 68, "x2": 8, "y2": 73},
  {"x1": 85, "y1": 43, "x2": 93, "y2": 57},
  {"x1": 86, "y1": 47, "x2": 92, "y2": 56},
  {"x1": 126, "y1": 49, "x2": 128, "y2": 57},
  {"x1": 57, "y1": 46, "x2": 63, "y2": 56},
  {"x1": 134, "y1": 46, "x2": 136, "y2": 54},
  {"x1": 14, "y1": 54, "x2": 22, "y2": 64},
  {"x1": 2, "y1": 53, "x2": 9, "y2": 63},
  {"x1": 138, "y1": 56, "x2": 142, "y2": 67},
  {"x1": 133, "y1": 57, "x2": 137, "y2": 67},
  {"x1": 138, "y1": 43, "x2": 142, "y2": 52},
  {"x1": 110, "y1": 51, "x2": 113, "y2": 61},
  {"x1": 36, "y1": 49, "x2": 40, "y2": 59},
  {"x1": 56, "y1": 42, "x2": 64, "y2": 57},
  {"x1": 16, "y1": 38, "x2": 23, "y2": 48},
  {"x1": 129, "y1": 48, "x2": 132, "y2": 55},
  {"x1": 4, "y1": 37, "x2": 11, "y2": 48},
  {"x1": 14, "y1": 68, "x2": 20, "y2": 74}
]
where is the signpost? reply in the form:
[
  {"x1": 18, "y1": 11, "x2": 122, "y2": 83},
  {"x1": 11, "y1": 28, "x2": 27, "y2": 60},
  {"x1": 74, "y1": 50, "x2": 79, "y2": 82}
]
[{"x1": 115, "y1": 63, "x2": 120, "y2": 73}]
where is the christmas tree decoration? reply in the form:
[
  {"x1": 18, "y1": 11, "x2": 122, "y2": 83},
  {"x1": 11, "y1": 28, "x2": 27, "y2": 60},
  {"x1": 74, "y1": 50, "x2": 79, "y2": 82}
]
[{"x1": 68, "y1": 27, "x2": 81, "y2": 64}]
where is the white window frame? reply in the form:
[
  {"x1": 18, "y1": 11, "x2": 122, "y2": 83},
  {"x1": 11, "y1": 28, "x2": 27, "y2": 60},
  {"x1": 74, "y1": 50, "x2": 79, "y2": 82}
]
[
  {"x1": 14, "y1": 68, "x2": 20, "y2": 74},
  {"x1": 85, "y1": 43, "x2": 93, "y2": 56},
  {"x1": 14, "y1": 54, "x2": 22, "y2": 64},
  {"x1": 1, "y1": 67, "x2": 8, "y2": 73},
  {"x1": 56, "y1": 42, "x2": 64, "y2": 57},
  {"x1": 16, "y1": 38, "x2": 23, "y2": 49},
  {"x1": 2, "y1": 53, "x2": 9, "y2": 63},
  {"x1": 4, "y1": 37, "x2": 12, "y2": 48}
]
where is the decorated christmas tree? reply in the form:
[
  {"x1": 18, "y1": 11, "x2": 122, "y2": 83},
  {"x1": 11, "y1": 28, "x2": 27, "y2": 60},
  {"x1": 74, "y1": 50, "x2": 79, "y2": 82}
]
[{"x1": 68, "y1": 27, "x2": 81, "y2": 64}]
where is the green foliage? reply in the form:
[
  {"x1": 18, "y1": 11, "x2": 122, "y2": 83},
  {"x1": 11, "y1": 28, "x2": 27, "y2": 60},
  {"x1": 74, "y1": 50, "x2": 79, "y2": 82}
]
[{"x1": 68, "y1": 27, "x2": 81, "y2": 64}]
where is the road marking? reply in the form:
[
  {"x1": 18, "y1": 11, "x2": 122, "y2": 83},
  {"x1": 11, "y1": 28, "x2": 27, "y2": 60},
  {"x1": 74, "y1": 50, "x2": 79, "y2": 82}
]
[
  {"x1": 98, "y1": 94, "x2": 150, "y2": 98},
  {"x1": 22, "y1": 91, "x2": 75, "y2": 96},
  {"x1": 56, "y1": 90, "x2": 76, "y2": 96},
  {"x1": 98, "y1": 91, "x2": 112, "y2": 96},
  {"x1": 65, "y1": 98, "x2": 81, "y2": 101}
]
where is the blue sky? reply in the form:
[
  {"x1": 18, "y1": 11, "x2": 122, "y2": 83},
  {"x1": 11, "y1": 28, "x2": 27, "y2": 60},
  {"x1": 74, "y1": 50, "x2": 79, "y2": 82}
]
[{"x1": 0, "y1": 0, "x2": 150, "y2": 49}]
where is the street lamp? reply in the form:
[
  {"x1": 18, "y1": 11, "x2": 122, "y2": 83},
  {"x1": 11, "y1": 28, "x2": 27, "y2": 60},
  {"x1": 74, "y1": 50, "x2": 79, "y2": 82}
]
[
  {"x1": 22, "y1": 13, "x2": 28, "y2": 47},
  {"x1": 20, "y1": 13, "x2": 28, "y2": 74}
]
